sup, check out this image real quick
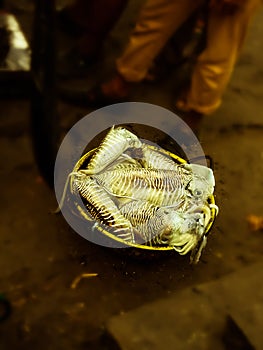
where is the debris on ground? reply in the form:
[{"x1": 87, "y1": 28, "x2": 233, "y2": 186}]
[
  {"x1": 70, "y1": 273, "x2": 98, "y2": 289},
  {"x1": 247, "y1": 215, "x2": 263, "y2": 231}
]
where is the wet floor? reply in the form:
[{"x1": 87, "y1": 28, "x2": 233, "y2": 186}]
[{"x1": 0, "y1": 1, "x2": 263, "y2": 349}]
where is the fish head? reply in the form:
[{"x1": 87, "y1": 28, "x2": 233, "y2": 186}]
[{"x1": 184, "y1": 164, "x2": 215, "y2": 202}]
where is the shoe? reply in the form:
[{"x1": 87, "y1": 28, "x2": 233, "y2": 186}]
[
  {"x1": 59, "y1": 84, "x2": 128, "y2": 107},
  {"x1": 56, "y1": 48, "x2": 99, "y2": 79}
]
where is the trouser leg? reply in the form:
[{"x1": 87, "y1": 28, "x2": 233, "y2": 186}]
[
  {"x1": 79, "y1": 0, "x2": 128, "y2": 56},
  {"x1": 116, "y1": 0, "x2": 204, "y2": 82},
  {"x1": 185, "y1": 0, "x2": 261, "y2": 115}
]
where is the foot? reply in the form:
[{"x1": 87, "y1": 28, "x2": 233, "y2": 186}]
[
  {"x1": 59, "y1": 74, "x2": 131, "y2": 107},
  {"x1": 100, "y1": 74, "x2": 131, "y2": 100}
]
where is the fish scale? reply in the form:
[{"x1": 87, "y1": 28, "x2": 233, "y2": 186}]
[
  {"x1": 140, "y1": 144, "x2": 182, "y2": 171},
  {"x1": 120, "y1": 200, "x2": 159, "y2": 227},
  {"x1": 87, "y1": 126, "x2": 142, "y2": 174},
  {"x1": 119, "y1": 200, "x2": 196, "y2": 246},
  {"x1": 119, "y1": 200, "x2": 165, "y2": 242},
  {"x1": 73, "y1": 174, "x2": 134, "y2": 240},
  {"x1": 93, "y1": 168, "x2": 192, "y2": 207}
]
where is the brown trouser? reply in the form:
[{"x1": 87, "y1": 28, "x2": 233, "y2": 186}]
[{"x1": 117, "y1": 0, "x2": 261, "y2": 114}]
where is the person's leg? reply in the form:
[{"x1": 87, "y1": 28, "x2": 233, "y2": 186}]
[
  {"x1": 60, "y1": 0, "x2": 206, "y2": 103},
  {"x1": 99, "y1": 0, "x2": 204, "y2": 99},
  {"x1": 181, "y1": 0, "x2": 261, "y2": 115},
  {"x1": 57, "y1": 0, "x2": 128, "y2": 78},
  {"x1": 78, "y1": 0, "x2": 128, "y2": 57},
  {"x1": 116, "y1": 0, "x2": 204, "y2": 83}
]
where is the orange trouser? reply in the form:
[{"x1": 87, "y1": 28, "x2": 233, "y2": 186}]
[{"x1": 116, "y1": 0, "x2": 261, "y2": 114}]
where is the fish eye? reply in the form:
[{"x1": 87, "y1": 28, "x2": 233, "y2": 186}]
[{"x1": 194, "y1": 189, "x2": 203, "y2": 196}]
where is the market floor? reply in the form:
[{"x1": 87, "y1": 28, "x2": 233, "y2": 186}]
[{"x1": 0, "y1": 2, "x2": 263, "y2": 349}]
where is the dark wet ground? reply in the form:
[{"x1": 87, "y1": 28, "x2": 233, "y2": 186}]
[{"x1": 0, "y1": 1, "x2": 263, "y2": 349}]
